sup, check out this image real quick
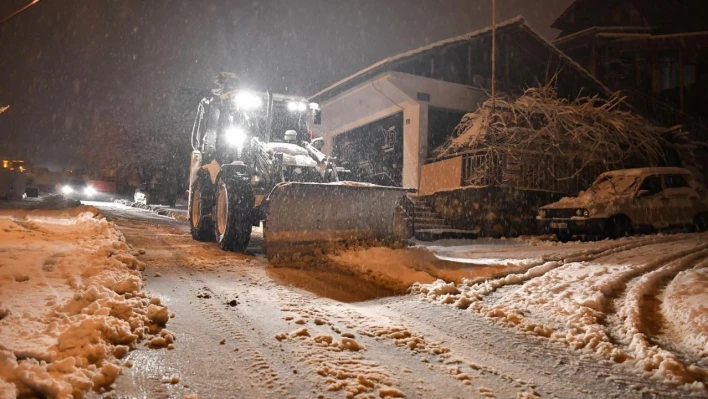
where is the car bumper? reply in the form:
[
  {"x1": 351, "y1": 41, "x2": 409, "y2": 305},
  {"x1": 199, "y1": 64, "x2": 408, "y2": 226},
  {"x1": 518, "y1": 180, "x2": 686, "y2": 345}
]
[{"x1": 537, "y1": 217, "x2": 609, "y2": 234}]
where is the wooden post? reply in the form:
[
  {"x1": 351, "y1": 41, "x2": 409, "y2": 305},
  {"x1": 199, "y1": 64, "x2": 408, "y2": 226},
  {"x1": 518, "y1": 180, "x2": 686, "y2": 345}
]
[
  {"x1": 467, "y1": 44, "x2": 472, "y2": 85},
  {"x1": 679, "y1": 48, "x2": 685, "y2": 111},
  {"x1": 590, "y1": 43, "x2": 597, "y2": 76},
  {"x1": 505, "y1": 37, "x2": 510, "y2": 91},
  {"x1": 635, "y1": 53, "x2": 641, "y2": 88},
  {"x1": 491, "y1": 0, "x2": 496, "y2": 109}
]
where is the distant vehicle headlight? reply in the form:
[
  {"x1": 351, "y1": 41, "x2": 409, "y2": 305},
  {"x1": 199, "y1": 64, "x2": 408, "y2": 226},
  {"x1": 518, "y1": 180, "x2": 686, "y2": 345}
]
[
  {"x1": 62, "y1": 185, "x2": 73, "y2": 194},
  {"x1": 287, "y1": 101, "x2": 307, "y2": 112},
  {"x1": 84, "y1": 186, "x2": 97, "y2": 196},
  {"x1": 583, "y1": 209, "x2": 590, "y2": 217}
]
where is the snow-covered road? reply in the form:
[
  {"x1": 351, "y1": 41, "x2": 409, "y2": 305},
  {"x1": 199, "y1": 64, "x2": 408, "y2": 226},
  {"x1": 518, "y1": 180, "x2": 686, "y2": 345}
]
[{"x1": 90, "y1": 202, "x2": 698, "y2": 398}]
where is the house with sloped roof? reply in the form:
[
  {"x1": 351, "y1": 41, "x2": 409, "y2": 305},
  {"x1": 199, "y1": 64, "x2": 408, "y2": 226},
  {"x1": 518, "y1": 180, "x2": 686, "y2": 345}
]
[
  {"x1": 309, "y1": 17, "x2": 612, "y2": 191},
  {"x1": 308, "y1": 17, "x2": 623, "y2": 238},
  {"x1": 552, "y1": 0, "x2": 708, "y2": 135}
]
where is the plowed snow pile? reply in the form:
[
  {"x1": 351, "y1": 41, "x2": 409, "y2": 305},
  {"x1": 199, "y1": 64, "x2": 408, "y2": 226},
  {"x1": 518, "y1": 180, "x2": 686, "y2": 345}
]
[
  {"x1": 0, "y1": 207, "x2": 172, "y2": 398},
  {"x1": 410, "y1": 234, "x2": 708, "y2": 391}
]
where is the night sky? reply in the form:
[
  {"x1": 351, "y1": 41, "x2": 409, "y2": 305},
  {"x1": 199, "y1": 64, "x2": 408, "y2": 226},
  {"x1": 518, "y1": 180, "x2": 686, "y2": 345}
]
[{"x1": 0, "y1": 0, "x2": 571, "y2": 169}]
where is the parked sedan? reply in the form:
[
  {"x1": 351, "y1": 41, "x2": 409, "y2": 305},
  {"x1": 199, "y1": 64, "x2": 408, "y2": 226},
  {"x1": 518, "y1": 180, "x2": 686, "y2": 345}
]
[
  {"x1": 538, "y1": 167, "x2": 708, "y2": 241},
  {"x1": 134, "y1": 183, "x2": 176, "y2": 206}
]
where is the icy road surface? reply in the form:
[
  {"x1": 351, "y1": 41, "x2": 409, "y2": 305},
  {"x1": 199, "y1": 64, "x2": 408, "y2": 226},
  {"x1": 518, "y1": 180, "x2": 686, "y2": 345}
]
[{"x1": 91, "y1": 202, "x2": 700, "y2": 398}]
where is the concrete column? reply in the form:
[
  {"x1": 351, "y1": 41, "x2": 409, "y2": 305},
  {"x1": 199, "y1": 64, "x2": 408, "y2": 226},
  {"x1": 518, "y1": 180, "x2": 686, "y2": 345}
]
[{"x1": 402, "y1": 102, "x2": 428, "y2": 189}]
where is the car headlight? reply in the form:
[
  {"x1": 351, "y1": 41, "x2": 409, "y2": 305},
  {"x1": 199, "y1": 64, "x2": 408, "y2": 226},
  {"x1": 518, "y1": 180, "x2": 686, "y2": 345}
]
[
  {"x1": 84, "y1": 186, "x2": 97, "y2": 196},
  {"x1": 61, "y1": 185, "x2": 73, "y2": 194},
  {"x1": 287, "y1": 101, "x2": 307, "y2": 112},
  {"x1": 583, "y1": 209, "x2": 590, "y2": 217},
  {"x1": 225, "y1": 126, "x2": 248, "y2": 150}
]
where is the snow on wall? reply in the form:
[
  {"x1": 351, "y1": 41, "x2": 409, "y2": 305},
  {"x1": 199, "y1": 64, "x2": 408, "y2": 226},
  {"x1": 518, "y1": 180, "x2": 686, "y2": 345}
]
[{"x1": 0, "y1": 207, "x2": 173, "y2": 398}]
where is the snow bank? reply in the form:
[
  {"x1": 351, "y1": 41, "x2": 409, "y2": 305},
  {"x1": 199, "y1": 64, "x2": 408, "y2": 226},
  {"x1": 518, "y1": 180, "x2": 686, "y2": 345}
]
[
  {"x1": 0, "y1": 208, "x2": 171, "y2": 398},
  {"x1": 411, "y1": 234, "x2": 708, "y2": 389},
  {"x1": 663, "y1": 264, "x2": 708, "y2": 357}
]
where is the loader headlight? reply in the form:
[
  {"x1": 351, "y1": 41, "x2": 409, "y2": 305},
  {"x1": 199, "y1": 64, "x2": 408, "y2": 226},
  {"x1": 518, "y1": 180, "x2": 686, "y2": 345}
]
[
  {"x1": 225, "y1": 126, "x2": 248, "y2": 150},
  {"x1": 234, "y1": 91, "x2": 262, "y2": 110},
  {"x1": 61, "y1": 185, "x2": 73, "y2": 194},
  {"x1": 287, "y1": 101, "x2": 307, "y2": 112},
  {"x1": 84, "y1": 186, "x2": 97, "y2": 196}
]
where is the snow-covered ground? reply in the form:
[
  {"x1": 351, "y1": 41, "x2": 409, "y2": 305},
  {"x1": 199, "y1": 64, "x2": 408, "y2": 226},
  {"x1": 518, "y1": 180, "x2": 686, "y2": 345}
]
[
  {"x1": 79, "y1": 202, "x2": 696, "y2": 398},
  {"x1": 264, "y1": 230, "x2": 708, "y2": 392},
  {"x1": 406, "y1": 233, "x2": 708, "y2": 392},
  {"x1": 0, "y1": 206, "x2": 173, "y2": 398}
]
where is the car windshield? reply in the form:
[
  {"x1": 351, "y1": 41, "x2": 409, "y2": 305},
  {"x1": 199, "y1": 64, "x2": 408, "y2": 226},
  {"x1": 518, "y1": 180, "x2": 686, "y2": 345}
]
[
  {"x1": 67, "y1": 180, "x2": 87, "y2": 187},
  {"x1": 588, "y1": 174, "x2": 640, "y2": 197}
]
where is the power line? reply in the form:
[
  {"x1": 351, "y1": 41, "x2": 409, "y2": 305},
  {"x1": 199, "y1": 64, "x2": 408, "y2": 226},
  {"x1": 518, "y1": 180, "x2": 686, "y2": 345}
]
[{"x1": 0, "y1": 0, "x2": 40, "y2": 25}]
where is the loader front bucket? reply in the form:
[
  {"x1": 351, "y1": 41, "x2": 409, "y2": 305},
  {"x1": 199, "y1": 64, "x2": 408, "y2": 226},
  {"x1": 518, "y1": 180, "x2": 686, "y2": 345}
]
[{"x1": 262, "y1": 182, "x2": 414, "y2": 260}]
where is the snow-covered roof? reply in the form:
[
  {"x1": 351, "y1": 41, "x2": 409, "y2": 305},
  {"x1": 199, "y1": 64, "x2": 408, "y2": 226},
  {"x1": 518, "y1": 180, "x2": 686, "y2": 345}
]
[
  {"x1": 600, "y1": 166, "x2": 692, "y2": 177},
  {"x1": 309, "y1": 17, "x2": 612, "y2": 103},
  {"x1": 552, "y1": 26, "x2": 656, "y2": 46},
  {"x1": 597, "y1": 30, "x2": 708, "y2": 41}
]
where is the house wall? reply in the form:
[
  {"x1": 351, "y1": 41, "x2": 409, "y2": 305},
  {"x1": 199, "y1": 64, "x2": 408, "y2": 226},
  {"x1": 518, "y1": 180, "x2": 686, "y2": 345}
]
[
  {"x1": 313, "y1": 71, "x2": 486, "y2": 189},
  {"x1": 424, "y1": 186, "x2": 565, "y2": 237},
  {"x1": 419, "y1": 156, "x2": 462, "y2": 195}
]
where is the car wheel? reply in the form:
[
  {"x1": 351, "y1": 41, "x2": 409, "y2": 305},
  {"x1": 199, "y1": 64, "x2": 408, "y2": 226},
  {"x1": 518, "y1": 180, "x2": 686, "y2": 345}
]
[
  {"x1": 608, "y1": 215, "x2": 632, "y2": 239},
  {"x1": 555, "y1": 230, "x2": 571, "y2": 243},
  {"x1": 694, "y1": 213, "x2": 708, "y2": 232}
]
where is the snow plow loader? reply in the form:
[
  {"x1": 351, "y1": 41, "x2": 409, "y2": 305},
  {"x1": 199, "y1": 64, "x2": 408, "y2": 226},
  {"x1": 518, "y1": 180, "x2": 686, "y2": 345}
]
[{"x1": 187, "y1": 73, "x2": 412, "y2": 260}]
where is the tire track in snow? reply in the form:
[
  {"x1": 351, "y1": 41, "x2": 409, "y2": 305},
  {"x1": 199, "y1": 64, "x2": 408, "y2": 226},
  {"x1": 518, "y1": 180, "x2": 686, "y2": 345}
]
[
  {"x1": 414, "y1": 234, "x2": 708, "y2": 391},
  {"x1": 379, "y1": 296, "x2": 683, "y2": 398},
  {"x1": 608, "y1": 246, "x2": 708, "y2": 385},
  {"x1": 462, "y1": 234, "x2": 694, "y2": 300},
  {"x1": 258, "y1": 284, "x2": 408, "y2": 398},
  {"x1": 113, "y1": 220, "x2": 292, "y2": 398},
  {"x1": 171, "y1": 266, "x2": 290, "y2": 397}
]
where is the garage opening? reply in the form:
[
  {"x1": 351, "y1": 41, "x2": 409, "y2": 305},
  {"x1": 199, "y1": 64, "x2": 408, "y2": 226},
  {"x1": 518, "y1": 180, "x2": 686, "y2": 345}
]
[
  {"x1": 427, "y1": 106, "x2": 469, "y2": 158},
  {"x1": 333, "y1": 112, "x2": 404, "y2": 186}
]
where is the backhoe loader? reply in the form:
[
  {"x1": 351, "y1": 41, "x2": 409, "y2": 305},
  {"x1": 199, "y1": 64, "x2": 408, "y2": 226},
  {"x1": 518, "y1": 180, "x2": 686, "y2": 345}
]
[{"x1": 188, "y1": 73, "x2": 412, "y2": 259}]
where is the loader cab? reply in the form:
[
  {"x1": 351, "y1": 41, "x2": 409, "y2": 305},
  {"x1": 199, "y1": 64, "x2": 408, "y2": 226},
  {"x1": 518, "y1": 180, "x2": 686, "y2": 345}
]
[
  {"x1": 225, "y1": 91, "x2": 316, "y2": 144},
  {"x1": 269, "y1": 96, "x2": 312, "y2": 144}
]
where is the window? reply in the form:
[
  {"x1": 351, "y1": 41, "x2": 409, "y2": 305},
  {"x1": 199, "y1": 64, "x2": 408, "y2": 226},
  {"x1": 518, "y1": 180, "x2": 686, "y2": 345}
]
[
  {"x1": 664, "y1": 174, "x2": 689, "y2": 189},
  {"x1": 639, "y1": 175, "x2": 663, "y2": 196}
]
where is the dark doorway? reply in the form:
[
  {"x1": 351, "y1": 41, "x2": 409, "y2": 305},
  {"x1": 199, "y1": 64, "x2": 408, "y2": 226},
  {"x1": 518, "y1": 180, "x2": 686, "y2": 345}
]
[
  {"x1": 333, "y1": 112, "x2": 404, "y2": 186},
  {"x1": 428, "y1": 107, "x2": 468, "y2": 158}
]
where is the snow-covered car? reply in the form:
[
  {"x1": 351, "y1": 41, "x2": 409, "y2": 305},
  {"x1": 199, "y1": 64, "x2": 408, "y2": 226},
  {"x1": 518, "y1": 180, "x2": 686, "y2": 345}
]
[
  {"x1": 134, "y1": 183, "x2": 176, "y2": 206},
  {"x1": 58, "y1": 179, "x2": 98, "y2": 200},
  {"x1": 537, "y1": 167, "x2": 708, "y2": 241}
]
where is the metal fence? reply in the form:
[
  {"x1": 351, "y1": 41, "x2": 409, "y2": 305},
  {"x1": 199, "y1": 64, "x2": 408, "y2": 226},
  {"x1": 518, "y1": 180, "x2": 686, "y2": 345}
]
[{"x1": 460, "y1": 147, "x2": 608, "y2": 195}]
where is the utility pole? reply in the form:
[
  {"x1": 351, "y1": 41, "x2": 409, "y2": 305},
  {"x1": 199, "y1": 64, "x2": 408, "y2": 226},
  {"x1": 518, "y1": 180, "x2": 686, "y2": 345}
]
[{"x1": 491, "y1": 0, "x2": 496, "y2": 109}]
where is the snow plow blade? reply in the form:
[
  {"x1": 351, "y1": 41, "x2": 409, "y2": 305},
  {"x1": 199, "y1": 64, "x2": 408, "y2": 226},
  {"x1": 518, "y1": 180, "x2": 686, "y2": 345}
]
[{"x1": 263, "y1": 182, "x2": 414, "y2": 260}]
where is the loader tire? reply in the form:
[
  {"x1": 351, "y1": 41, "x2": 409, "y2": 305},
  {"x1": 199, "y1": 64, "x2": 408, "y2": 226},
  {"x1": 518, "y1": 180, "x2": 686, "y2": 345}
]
[
  {"x1": 214, "y1": 173, "x2": 253, "y2": 252},
  {"x1": 189, "y1": 172, "x2": 215, "y2": 242}
]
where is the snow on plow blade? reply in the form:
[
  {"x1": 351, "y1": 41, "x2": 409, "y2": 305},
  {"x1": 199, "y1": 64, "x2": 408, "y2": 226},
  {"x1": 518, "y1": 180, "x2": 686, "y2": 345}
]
[{"x1": 262, "y1": 182, "x2": 414, "y2": 260}]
